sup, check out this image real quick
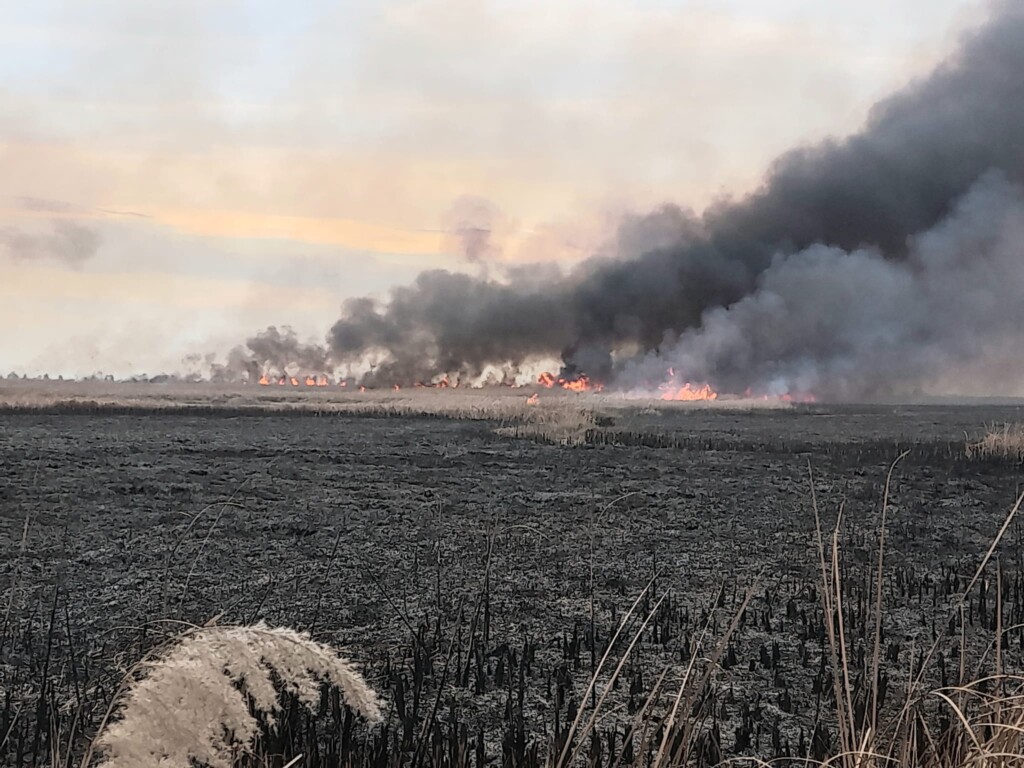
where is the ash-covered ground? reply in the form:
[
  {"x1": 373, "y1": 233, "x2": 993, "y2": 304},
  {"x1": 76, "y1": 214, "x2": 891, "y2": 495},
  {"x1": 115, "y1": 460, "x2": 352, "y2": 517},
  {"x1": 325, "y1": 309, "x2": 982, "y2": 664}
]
[{"x1": 2, "y1": 393, "x2": 1024, "y2": 765}]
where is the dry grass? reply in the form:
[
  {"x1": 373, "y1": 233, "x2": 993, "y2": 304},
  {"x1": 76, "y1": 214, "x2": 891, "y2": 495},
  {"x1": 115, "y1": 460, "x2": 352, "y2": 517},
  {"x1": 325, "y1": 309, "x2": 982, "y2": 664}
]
[
  {"x1": 794, "y1": 485, "x2": 1024, "y2": 768},
  {"x1": 90, "y1": 623, "x2": 381, "y2": 768},
  {"x1": 967, "y1": 423, "x2": 1024, "y2": 462},
  {"x1": 495, "y1": 403, "x2": 597, "y2": 444},
  {"x1": 0, "y1": 381, "x2": 605, "y2": 444},
  {"x1": 0, "y1": 380, "x2": 551, "y2": 415},
  {"x1": 0, "y1": 380, "x2": 796, "y2": 449}
]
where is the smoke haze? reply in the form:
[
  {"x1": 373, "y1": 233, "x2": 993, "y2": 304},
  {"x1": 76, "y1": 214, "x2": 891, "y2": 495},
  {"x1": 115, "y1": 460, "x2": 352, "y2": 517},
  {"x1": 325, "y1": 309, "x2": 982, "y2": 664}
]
[
  {"x1": 443, "y1": 196, "x2": 506, "y2": 266},
  {"x1": 0, "y1": 220, "x2": 102, "y2": 266}
]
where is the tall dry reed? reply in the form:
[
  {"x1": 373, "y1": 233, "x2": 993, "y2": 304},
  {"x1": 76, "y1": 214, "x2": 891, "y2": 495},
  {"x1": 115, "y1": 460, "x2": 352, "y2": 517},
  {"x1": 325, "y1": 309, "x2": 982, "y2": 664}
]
[{"x1": 89, "y1": 622, "x2": 381, "y2": 768}]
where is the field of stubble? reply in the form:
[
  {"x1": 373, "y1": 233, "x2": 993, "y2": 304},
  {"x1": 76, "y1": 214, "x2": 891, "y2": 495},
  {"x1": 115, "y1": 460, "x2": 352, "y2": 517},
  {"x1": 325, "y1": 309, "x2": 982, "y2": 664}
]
[{"x1": 2, "y1": 388, "x2": 1024, "y2": 766}]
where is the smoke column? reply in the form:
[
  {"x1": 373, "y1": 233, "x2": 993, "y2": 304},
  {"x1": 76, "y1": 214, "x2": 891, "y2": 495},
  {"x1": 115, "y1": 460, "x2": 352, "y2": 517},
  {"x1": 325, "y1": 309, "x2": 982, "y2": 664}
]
[
  {"x1": 629, "y1": 172, "x2": 1024, "y2": 399},
  {"x1": 442, "y1": 195, "x2": 505, "y2": 267},
  {"x1": 238, "y1": 1, "x2": 1024, "y2": 398}
]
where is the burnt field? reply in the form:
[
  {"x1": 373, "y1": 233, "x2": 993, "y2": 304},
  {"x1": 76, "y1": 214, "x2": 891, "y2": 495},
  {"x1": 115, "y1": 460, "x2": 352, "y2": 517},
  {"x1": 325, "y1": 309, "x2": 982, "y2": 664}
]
[{"x1": 3, "y1": 399, "x2": 1024, "y2": 766}]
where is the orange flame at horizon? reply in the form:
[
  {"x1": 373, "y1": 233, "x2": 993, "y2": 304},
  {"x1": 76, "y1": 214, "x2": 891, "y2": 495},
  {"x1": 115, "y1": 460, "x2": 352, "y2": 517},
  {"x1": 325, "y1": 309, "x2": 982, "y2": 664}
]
[
  {"x1": 561, "y1": 377, "x2": 591, "y2": 393},
  {"x1": 245, "y1": 367, "x2": 813, "y2": 402},
  {"x1": 537, "y1": 371, "x2": 603, "y2": 393},
  {"x1": 659, "y1": 381, "x2": 718, "y2": 402},
  {"x1": 259, "y1": 372, "x2": 336, "y2": 387}
]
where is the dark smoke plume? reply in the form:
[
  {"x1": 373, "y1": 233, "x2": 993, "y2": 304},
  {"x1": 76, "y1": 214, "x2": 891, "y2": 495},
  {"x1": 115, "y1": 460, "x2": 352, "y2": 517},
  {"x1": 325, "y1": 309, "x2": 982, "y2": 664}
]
[
  {"x1": 228, "y1": 326, "x2": 329, "y2": 380},
  {"x1": 627, "y1": 172, "x2": 1024, "y2": 398},
  {"x1": 330, "y1": 273, "x2": 574, "y2": 385},
  {"x1": 567, "y1": 0, "x2": 1024, "y2": 374},
  {"x1": 239, "y1": 2, "x2": 1024, "y2": 396}
]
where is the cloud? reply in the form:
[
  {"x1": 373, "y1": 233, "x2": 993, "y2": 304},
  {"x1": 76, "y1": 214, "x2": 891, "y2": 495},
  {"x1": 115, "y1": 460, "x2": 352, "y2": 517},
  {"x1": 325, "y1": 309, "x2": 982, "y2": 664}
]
[
  {"x1": 0, "y1": 219, "x2": 101, "y2": 265},
  {"x1": 6, "y1": 194, "x2": 149, "y2": 219},
  {"x1": 2, "y1": 0, "x2": 979, "y2": 225},
  {"x1": 152, "y1": 207, "x2": 447, "y2": 255},
  {"x1": 15, "y1": 196, "x2": 77, "y2": 213}
]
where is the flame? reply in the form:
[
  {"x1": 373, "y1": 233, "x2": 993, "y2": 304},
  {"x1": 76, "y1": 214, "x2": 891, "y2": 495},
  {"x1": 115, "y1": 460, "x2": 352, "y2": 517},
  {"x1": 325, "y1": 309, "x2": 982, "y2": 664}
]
[
  {"x1": 258, "y1": 373, "x2": 336, "y2": 388},
  {"x1": 252, "y1": 371, "x2": 619, "y2": 395},
  {"x1": 526, "y1": 393, "x2": 539, "y2": 405},
  {"x1": 562, "y1": 376, "x2": 591, "y2": 393},
  {"x1": 660, "y1": 381, "x2": 718, "y2": 401},
  {"x1": 537, "y1": 371, "x2": 604, "y2": 393}
]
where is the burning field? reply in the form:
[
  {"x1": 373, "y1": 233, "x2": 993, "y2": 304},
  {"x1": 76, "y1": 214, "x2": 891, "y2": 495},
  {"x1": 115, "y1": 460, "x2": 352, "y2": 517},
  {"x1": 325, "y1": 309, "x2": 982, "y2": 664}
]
[
  {"x1": 172, "y1": 0, "x2": 1024, "y2": 407},
  {"x1": 4, "y1": 4, "x2": 1024, "y2": 767},
  {"x1": 2, "y1": 383, "x2": 1024, "y2": 767}
]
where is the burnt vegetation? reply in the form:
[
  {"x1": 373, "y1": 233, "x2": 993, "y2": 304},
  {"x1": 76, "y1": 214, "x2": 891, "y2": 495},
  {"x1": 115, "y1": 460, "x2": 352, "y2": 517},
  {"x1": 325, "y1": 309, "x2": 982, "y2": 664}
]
[{"x1": 2, "y1": 399, "x2": 1024, "y2": 767}]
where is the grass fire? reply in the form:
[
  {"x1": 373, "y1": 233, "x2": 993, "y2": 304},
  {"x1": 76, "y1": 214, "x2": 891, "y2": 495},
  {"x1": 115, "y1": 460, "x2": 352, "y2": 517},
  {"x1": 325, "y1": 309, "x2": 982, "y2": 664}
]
[{"x1": 4, "y1": 2, "x2": 1024, "y2": 768}]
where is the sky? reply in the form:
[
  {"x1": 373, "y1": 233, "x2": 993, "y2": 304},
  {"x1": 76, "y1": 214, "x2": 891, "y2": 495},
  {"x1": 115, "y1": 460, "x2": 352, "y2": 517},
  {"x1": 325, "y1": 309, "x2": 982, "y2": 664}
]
[{"x1": 0, "y1": 0, "x2": 988, "y2": 377}]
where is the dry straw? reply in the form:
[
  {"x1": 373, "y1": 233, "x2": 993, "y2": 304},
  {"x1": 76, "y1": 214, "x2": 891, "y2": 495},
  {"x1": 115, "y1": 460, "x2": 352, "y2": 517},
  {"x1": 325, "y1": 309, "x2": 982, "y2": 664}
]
[
  {"x1": 966, "y1": 423, "x2": 1024, "y2": 462},
  {"x1": 88, "y1": 622, "x2": 381, "y2": 768}
]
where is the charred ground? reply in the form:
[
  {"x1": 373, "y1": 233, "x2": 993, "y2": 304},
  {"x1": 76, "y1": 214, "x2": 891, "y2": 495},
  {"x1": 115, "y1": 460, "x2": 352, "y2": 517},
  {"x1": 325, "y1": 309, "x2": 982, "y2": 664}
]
[{"x1": 2, "y1": 396, "x2": 1024, "y2": 766}]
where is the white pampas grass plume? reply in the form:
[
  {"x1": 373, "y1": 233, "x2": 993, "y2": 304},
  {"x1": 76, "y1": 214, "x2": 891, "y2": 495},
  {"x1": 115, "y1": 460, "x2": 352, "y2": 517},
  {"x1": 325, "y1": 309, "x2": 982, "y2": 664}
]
[{"x1": 91, "y1": 622, "x2": 382, "y2": 768}]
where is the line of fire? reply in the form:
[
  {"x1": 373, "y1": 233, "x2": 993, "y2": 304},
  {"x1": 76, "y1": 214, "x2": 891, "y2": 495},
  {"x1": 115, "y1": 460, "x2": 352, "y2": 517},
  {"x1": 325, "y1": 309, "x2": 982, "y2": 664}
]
[{"x1": 251, "y1": 370, "x2": 814, "y2": 402}]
